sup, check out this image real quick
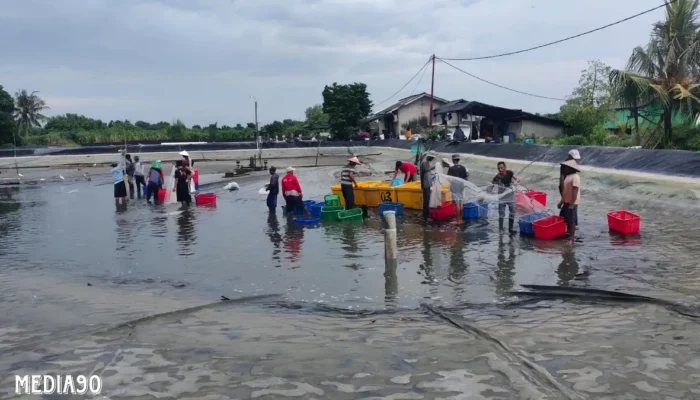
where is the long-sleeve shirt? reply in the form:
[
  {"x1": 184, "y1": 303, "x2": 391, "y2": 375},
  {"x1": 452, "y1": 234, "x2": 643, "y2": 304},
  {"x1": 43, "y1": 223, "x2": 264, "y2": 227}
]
[{"x1": 281, "y1": 174, "x2": 302, "y2": 197}]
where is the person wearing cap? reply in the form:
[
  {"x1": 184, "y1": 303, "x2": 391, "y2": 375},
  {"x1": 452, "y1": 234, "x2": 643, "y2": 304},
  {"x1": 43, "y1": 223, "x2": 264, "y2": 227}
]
[
  {"x1": 392, "y1": 161, "x2": 418, "y2": 182},
  {"x1": 560, "y1": 149, "x2": 580, "y2": 198},
  {"x1": 266, "y1": 166, "x2": 280, "y2": 212},
  {"x1": 341, "y1": 157, "x2": 361, "y2": 209},
  {"x1": 558, "y1": 159, "x2": 581, "y2": 242},
  {"x1": 419, "y1": 151, "x2": 437, "y2": 221},
  {"x1": 146, "y1": 160, "x2": 163, "y2": 203},
  {"x1": 281, "y1": 167, "x2": 310, "y2": 216},
  {"x1": 447, "y1": 154, "x2": 469, "y2": 223}
]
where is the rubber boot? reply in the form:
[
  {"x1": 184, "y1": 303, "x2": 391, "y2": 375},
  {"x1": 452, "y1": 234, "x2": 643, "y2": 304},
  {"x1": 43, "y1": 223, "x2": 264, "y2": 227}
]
[
  {"x1": 509, "y1": 218, "x2": 516, "y2": 235},
  {"x1": 499, "y1": 218, "x2": 504, "y2": 230}
]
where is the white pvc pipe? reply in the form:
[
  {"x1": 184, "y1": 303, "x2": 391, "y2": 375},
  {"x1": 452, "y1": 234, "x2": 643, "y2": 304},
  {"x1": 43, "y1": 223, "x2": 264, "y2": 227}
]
[{"x1": 384, "y1": 211, "x2": 398, "y2": 261}]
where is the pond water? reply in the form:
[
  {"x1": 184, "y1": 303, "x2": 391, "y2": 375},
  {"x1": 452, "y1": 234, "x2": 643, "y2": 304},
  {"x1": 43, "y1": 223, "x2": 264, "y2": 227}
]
[{"x1": 2, "y1": 156, "x2": 700, "y2": 399}]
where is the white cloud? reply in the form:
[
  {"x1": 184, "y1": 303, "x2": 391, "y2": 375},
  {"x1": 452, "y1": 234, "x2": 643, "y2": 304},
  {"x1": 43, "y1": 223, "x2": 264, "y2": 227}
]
[{"x1": 0, "y1": 0, "x2": 666, "y2": 125}]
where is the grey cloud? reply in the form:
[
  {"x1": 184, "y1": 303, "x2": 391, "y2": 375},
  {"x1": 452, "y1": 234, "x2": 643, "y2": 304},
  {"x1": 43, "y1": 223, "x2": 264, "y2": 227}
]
[{"x1": 0, "y1": 0, "x2": 669, "y2": 125}]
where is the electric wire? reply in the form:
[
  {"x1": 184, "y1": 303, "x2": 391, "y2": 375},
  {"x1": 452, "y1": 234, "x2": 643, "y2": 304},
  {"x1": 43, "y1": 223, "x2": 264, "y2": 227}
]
[{"x1": 440, "y1": 0, "x2": 677, "y2": 61}]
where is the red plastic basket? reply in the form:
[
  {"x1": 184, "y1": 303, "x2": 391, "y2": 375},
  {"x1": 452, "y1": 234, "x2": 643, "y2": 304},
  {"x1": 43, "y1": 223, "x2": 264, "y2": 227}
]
[
  {"x1": 429, "y1": 202, "x2": 456, "y2": 221},
  {"x1": 195, "y1": 193, "x2": 217, "y2": 206},
  {"x1": 157, "y1": 188, "x2": 166, "y2": 202},
  {"x1": 525, "y1": 189, "x2": 547, "y2": 207},
  {"x1": 532, "y1": 215, "x2": 567, "y2": 240},
  {"x1": 607, "y1": 210, "x2": 640, "y2": 234}
]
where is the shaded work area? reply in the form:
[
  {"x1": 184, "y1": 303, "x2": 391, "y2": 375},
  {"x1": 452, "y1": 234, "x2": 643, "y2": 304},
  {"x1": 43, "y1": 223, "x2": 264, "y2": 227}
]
[{"x1": 433, "y1": 100, "x2": 566, "y2": 142}]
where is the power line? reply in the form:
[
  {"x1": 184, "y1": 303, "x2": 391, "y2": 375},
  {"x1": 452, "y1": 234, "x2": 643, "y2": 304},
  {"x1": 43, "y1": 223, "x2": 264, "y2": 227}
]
[
  {"x1": 409, "y1": 59, "x2": 430, "y2": 97},
  {"x1": 373, "y1": 57, "x2": 432, "y2": 109},
  {"x1": 437, "y1": 57, "x2": 567, "y2": 101},
  {"x1": 441, "y1": 0, "x2": 677, "y2": 61}
]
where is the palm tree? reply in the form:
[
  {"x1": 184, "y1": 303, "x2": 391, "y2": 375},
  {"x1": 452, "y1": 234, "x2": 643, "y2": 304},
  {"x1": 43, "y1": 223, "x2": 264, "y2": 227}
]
[
  {"x1": 13, "y1": 90, "x2": 49, "y2": 139},
  {"x1": 609, "y1": 0, "x2": 700, "y2": 148}
]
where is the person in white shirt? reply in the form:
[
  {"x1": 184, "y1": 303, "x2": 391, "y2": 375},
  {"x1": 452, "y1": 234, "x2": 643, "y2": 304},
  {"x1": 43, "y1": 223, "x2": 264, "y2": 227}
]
[{"x1": 134, "y1": 156, "x2": 146, "y2": 198}]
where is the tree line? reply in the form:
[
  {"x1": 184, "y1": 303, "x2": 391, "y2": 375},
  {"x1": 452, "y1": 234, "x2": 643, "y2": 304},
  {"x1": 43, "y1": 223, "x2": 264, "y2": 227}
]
[
  {"x1": 0, "y1": 82, "x2": 369, "y2": 146},
  {"x1": 3, "y1": 1, "x2": 700, "y2": 150}
]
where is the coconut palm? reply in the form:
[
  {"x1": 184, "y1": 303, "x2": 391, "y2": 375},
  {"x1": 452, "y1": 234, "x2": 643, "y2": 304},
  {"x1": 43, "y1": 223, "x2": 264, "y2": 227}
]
[
  {"x1": 13, "y1": 89, "x2": 49, "y2": 138},
  {"x1": 610, "y1": 0, "x2": 700, "y2": 148}
]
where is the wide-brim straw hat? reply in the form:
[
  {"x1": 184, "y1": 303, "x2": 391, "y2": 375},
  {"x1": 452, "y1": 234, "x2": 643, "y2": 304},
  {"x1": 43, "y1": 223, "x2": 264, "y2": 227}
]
[
  {"x1": 286, "y1": 166, "x2": 295, "y2": 173},
  {"x1": 179, "y1": 150, "x2": 190, "y2": 157},
  {"x1": 151, "y1": 160, "x2": 162, "y2": 168},
  {"x1": 561, "y1": 159, "x2": 580, "y2": 171},
  {"x1": 568, "y1": 149, "x2": 581, "y2": 160},
  {"x1": 348, "y1": 156, "x2": 361, "y2": 164}
]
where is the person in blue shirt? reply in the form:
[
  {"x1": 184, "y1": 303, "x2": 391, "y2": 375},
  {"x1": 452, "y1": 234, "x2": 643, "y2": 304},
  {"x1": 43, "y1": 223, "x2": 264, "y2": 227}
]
[{"x1": 111, "y1": 161, "x2": 127, "y2": 208}]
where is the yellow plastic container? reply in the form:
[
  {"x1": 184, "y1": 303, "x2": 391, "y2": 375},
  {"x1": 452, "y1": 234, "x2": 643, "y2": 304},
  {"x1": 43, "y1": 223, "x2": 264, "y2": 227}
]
[
  {"x1": 331, "y1": 181, "x2": 382, "y2": 206},
  {"x1": 331, "y1": 184, "x2": 345, "y2": 206},
  {"x1": 365, "y1": 181, "x2": 397, "y2": 206},
  {"x1": 395, "y1": 182, "x2": 452, "y2": 209}
]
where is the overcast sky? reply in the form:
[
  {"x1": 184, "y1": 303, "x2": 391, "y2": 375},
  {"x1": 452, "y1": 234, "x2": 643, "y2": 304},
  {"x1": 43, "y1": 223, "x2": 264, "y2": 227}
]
[{"x1": 0, "y1": 0, "x2": 666, "y2": 126}]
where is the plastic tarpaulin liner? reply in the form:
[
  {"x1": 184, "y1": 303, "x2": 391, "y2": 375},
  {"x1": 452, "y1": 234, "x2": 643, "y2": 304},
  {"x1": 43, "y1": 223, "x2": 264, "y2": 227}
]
[{"x1": 4, "y1": 139, "x2": 700, "y2": 178}]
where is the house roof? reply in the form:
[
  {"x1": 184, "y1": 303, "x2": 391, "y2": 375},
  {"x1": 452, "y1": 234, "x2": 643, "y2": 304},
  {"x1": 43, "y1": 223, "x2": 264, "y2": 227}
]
[
  {"x1": 434, "y1": 100, "x2": 565, "y2": 127},
  {"x1": 363, "y1": 93, "x2": 449, "y2": 123}
]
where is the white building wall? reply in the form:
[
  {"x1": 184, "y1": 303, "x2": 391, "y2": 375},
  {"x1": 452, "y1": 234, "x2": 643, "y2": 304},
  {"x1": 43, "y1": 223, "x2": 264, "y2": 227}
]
[
  {"x1": 397, "y1": 98, "x2": 447, "y2": 135},
  {"x1": 520, "y1": 120, "x2": 563, "y2": 138}
]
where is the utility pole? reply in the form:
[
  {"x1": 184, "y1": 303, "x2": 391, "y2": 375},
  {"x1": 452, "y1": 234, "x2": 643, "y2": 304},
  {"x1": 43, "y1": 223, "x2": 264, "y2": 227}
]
[
  {"x1": 429, "y1": 54, "x2": 436, "y2": 127},
  {"x1": 251, "y1": 95, "x2": 261, "y2": 165}
]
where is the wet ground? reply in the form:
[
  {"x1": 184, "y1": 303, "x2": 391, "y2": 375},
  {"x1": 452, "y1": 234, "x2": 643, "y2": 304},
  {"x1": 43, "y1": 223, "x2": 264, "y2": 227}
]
[{"x1": 1, "y1": 154, "x2": 700, "y2": 399}]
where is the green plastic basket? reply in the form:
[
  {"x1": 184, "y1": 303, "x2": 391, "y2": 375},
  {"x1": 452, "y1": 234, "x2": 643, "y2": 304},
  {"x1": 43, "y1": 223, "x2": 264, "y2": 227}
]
[
  {"x1": 321, "y1": 205, "x2": 345, "y2": 221},
  {"x1": 338, "y1": 208, "x2": 363, "y2": 222},
  {"x1": 324, "y1": 194, "x2": 341, "y2": 206}
]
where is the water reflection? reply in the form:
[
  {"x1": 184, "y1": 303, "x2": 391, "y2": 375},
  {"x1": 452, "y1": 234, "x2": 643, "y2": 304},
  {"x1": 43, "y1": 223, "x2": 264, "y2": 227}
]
[
  {"x1": 266, "y1": 212, "x2": 283, "y2": 268},
  {"x1": 176, "y1": 209, "x2": 197, "y2": 256},
  {"x1": 384, "y1": 258, "x2": 398, "y2": 307},
  {"x1": 556, "y1": 246, "x2": 579, "y2": 285},
  {"x1": 283, "y1": 222, "x2": 304, "y2": 264},
  {"x1": 494, "y1": 235, "x2": 516, "y2": 298},
  {"x1": 420, "y1": 229, "x2": 436, "y2": 285},
  {"x1": 115, "y1": 214, "x2": 135, "y2": 252}
]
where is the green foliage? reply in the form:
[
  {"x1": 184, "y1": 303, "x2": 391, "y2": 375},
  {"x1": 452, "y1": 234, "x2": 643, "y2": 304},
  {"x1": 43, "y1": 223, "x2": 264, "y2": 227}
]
[
  {"x1": 13, "y1": 89, "x2": 48, "y2": 138},
  {"x1": 0, "y1": 85, "x2": 16, "y2": 145},
  {"x1": 322, "y1": 82, "x2": 372, "y2": 139},
  {"x1": 557, "y1": 60, "x2": 613, "y2": 137},
  {"x1": 304, "y1": 105, "x2": 329, "y2": 131}
]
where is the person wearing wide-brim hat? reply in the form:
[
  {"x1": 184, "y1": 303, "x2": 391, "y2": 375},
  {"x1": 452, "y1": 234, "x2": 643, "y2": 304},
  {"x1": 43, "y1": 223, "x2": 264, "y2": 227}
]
[
  {"x1": 340, "y1": 157, "x2": 361, "y2": 209},
  {"x1": 558, "y1": 159, "x2": 581, "y2": 242},
  {"x1": 559, "y1": 149, "x2": 581, "y2": 198},
  {"x1": 179, "y1": 150, "x2": 193, "y2": 167}
]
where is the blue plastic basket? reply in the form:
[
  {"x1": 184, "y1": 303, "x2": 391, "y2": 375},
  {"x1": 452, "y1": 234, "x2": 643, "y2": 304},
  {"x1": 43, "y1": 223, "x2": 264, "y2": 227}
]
[
  {"x1": 463, "y1": 202, "x2": 489, "y2": 219},
  {"x1": 142, "y1": 184, "x2": 147, "y2": 193},
  {"x1": 310, "y1": 203, "x2": 325, "y2": 218},
  {"x1": 293, "y1": 217, "x2": 321, "y2": 226},
  {"x1": 518, "y1": 213, "x2": 546, "y2": 235},
  {"x1": 379, "y1": 202, "x2": 404, "y2": 217}
]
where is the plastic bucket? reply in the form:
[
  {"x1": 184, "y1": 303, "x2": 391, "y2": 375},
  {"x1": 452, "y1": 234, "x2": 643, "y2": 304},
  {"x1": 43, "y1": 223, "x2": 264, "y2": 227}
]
[
  {"x1": 518, "y1": 213, "x2": 546, "y2": 235},
  {"x1": 195, "y1": 193, "x2": 217, "y2": 206},
  {"x1": 607, "y1": 210, "x2": 641, "y2": 234}
]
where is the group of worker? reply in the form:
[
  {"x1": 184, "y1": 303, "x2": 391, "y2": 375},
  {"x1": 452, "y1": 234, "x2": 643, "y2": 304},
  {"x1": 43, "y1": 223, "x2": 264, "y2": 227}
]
[
  {"x1": 392, "y1": 148, "x2": 582, "y2": 241},
  {"x1": 263, "y1": 149, "x2": 582, "y2": 242},
  {"x1": 111, "y1": 150, "x2": 195, "y2": 209}
]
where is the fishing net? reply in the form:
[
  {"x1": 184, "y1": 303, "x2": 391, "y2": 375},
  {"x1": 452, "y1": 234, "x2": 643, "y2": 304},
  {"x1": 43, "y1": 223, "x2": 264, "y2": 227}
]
[{"x1": 436, "y1": 172, "x2": 547, "y2": 215}]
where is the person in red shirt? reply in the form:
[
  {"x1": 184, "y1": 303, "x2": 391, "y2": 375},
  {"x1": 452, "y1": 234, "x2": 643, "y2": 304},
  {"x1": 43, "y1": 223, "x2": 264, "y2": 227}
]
[
  {"x1": 281, "y1": 166, "x2": 310, "y2": 216},
  {"x1": 392, "y1": 161, "x2": 418, "y2": 182}
]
